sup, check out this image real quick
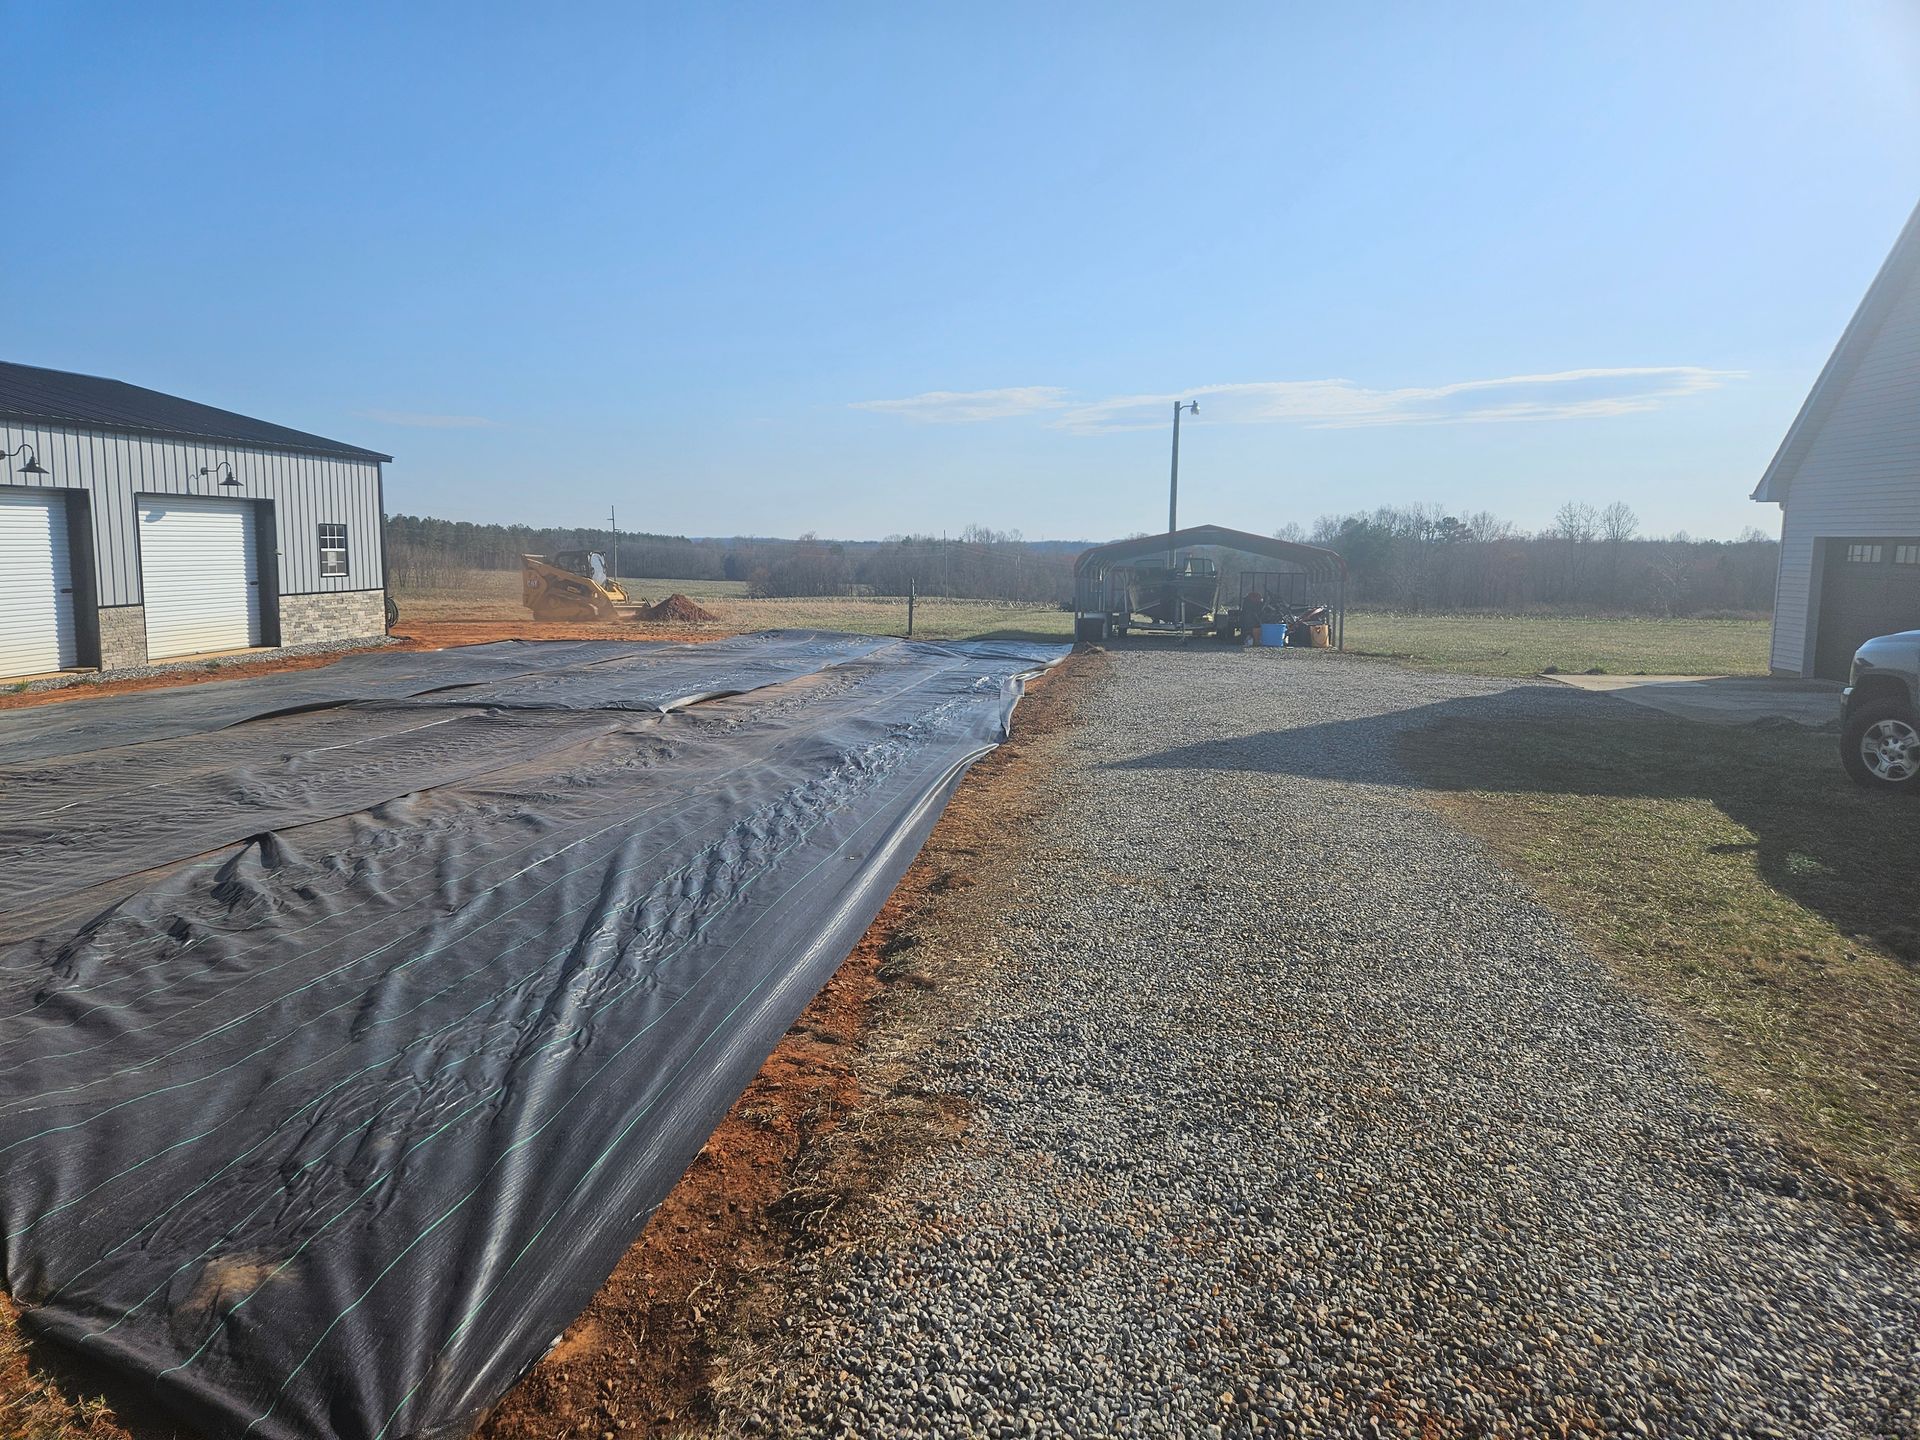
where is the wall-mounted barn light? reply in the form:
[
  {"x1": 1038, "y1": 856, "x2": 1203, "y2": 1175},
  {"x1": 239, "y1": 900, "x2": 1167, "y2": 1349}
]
[
  {"x1": 200, "y1": 460, "x2": 242, "y2": 488},
  {"x1": 1, "y1": 442, "x2": 49, "y2": 477}
]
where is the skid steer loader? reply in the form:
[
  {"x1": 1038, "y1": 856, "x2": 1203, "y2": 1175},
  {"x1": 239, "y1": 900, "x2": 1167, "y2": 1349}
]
[{"x1": 521, "y1": 551, "x2": 649, "y2": 622}]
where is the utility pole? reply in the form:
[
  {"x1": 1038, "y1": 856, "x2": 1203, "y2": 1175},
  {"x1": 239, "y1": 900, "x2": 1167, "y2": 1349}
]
[
  {"x1": 608, "y1": 505, "x2": 619, "y2": 584},
  {"x1": 1168, "y1": 399, "x2": 1199, "y2": 569},
  {"x1": 907, "y1": 576, "x2": 916, "y2": 639}
]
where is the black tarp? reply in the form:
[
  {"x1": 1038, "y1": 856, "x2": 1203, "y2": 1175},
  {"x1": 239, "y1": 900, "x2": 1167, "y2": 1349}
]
[
  {"x1": 0, "y1": 632, "x2": 892, "y2": 928},
  {"x1": 0, "y1": 632, "x2": 1064, "y2": 1440},
  {"x1": 0, "y1": 631, "x2": 889, "y2": 767}
]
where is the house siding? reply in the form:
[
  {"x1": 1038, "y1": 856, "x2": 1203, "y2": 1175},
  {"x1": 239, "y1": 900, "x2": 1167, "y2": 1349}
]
[{"x1": 1766, "y1": 243, "x2": 1920, "y2": 675}]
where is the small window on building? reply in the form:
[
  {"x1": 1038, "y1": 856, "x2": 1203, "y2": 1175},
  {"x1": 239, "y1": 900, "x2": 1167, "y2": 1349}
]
[
  {"x1": 1845, "y1": 543, "x2": 1884, "y2": 564},
  {"x1": 319, "y1": 523, "x2": 349, "y2": 577},
  {"x1": 1896, "y1": 544, "x2": 1920, "y2": 567}
]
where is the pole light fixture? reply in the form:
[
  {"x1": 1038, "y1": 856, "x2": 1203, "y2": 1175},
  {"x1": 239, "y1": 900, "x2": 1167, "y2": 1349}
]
[
  {"x1": 200, "y1": 460, "x2": 242, "y2": 488},
  {"x1": 2, "y1": 442, "x2": 49, "y2": 477},
  {"x1": 1168, "y1": 399, "x2": 1199, "y2": 566}
]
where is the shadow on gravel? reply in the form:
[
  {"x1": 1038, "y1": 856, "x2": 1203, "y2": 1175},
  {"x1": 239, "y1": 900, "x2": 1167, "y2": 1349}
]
[{"x1": 1106, "y1": 687, "x2": 1920, "y2": 969}]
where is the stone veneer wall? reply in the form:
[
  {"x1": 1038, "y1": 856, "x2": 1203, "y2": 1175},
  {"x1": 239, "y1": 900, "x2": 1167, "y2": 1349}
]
[
  {"x1": 278, "y1": 589, "x2": 387, "y2": 647},
  {"x1": 97, "y1": 604, "x2": 148, "y2": 671}
]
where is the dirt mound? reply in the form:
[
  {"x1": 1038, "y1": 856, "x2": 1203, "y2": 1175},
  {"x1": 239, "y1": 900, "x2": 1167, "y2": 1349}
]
[{"x1": 645, "y1": 593, "x2": 718, "y2": 623}]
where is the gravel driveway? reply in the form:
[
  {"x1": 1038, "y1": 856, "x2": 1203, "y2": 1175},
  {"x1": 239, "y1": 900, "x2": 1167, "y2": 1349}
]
[{"x1": 725, "y1": 647, "x2": 1919, "y2": 1438}]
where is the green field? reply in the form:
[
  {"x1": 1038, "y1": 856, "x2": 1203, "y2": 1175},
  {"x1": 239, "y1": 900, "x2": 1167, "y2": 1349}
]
[
  {"x1": 395, "y1": 573, "x2": 1772, "y2": 667},
  {"x1": 1344, "y1": 611, "x2": 1772, "y2": 678}
]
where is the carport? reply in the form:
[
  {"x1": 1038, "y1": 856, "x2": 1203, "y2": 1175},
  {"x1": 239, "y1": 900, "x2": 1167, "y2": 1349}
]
[{"x1": 1073, "y1": 523, "x2": 1347, "y2": 645}]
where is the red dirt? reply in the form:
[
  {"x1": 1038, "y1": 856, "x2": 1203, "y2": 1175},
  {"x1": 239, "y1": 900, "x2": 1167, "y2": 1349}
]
[{"x1": 642, "y1": 594, "x2": 718, "y2": 624}]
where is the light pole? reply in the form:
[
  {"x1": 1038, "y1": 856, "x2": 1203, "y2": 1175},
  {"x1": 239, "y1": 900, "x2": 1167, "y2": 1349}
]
[{"x1": 1168, "y1": 398, "x2": 1198, "y2": 568}]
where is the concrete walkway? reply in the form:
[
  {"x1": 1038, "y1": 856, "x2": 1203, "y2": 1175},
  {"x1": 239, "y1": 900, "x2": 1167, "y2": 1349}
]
[{"x1": 1546, "y1": 672, "x2": 1842, "y2": 726}]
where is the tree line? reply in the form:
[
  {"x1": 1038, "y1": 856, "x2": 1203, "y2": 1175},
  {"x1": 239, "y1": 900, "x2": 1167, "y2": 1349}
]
[
  {"x1": 727, "y1": 527, "x2": 1076, "y2": 604},
  {"x1": 383, "y1": 515, "x2": 730, "y2": 589},
  {"x1": 1290, "y1": 503, "x2": 1777, "y2": 616},
  {"x1": 382, "y1": 504, "x2": 1780, "y2": 617},
  {"x1": 384, "y1": 515, "x2": 1080, "y2": 604}
]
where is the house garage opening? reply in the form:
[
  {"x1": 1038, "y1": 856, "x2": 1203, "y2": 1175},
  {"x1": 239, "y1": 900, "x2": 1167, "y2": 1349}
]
[
  {"x1": 1814, "y1": 537, "x2": 1920, "y2": 680},
  {"x1": 137, "y1": 496, "x2": 264, "y2": 659}
]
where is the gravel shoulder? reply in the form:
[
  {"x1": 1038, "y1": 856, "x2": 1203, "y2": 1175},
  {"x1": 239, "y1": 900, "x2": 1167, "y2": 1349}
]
[{"x1": 718, "y1": 645, "x2": 1920, "y2": 1438}]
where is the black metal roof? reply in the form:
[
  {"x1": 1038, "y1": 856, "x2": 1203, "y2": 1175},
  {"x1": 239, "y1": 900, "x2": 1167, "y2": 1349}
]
[
  {"x1": 0, "y1": 362, "x2": 393, "y2": 462},
  {"x1": 1075, "y1": 524, "x2": 1347, "y2": 581}
]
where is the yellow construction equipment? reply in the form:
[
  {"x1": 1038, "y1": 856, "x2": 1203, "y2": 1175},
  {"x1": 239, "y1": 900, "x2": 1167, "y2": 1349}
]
[{"x1": 521, "y1": 551, "x2": 648, "y2": 622}]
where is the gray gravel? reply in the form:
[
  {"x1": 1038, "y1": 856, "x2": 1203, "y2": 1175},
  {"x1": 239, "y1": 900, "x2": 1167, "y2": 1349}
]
[{"x1": 725, "y1": 646, "x2": 1920, "y2": 1438}]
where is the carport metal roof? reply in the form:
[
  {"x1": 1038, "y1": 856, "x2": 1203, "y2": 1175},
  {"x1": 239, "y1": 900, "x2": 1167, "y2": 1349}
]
[{"x1": 1073, "y1": 523, "x2": 1347, "y2": 581}]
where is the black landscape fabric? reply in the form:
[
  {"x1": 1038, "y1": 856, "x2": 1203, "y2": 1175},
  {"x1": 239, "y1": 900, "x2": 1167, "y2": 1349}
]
[
  {"x1": 0, "y1": 632, "x2": 1065, "y2": 1440},
  {"x1": 0, "y1": 630, "x2": 890, "y2": 767},
  {"x1": 0, "y1": 632, "x2": 893, "y2": 928}
]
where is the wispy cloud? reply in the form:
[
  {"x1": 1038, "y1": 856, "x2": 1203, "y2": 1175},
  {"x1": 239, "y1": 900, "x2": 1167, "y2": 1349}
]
[
  {"x1": 357, "y1": 409, "x2": 501, "y2": 429},
  {"x1": 854, "y1": 367, "x2": 1740, "y2": 433},
  {"x1": 848, "y1": 386, "x2": 1070, "y2": 423}
]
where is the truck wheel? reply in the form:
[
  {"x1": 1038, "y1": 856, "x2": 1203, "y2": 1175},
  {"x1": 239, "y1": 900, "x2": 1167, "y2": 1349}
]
[{"x1": 1841, "y1": 698, "x2": 1920, "y2": 791}]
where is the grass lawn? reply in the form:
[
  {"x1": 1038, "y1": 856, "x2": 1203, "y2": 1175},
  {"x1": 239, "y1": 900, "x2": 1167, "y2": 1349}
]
[
  {"x1": 1399, "y1": 706, "x2": 1920, "y2": 1199},
  {"x1": 1346, "y1": 611, "x2": 1772, "y2": 678}
]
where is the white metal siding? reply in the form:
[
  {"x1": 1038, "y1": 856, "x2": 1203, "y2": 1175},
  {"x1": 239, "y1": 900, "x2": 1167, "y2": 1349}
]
[
  {"x1": 0, "y1": 492, "x2": 77, "y2": 676},
  {"x1": 1767, "y1": 251, "x2": 1920, "y2": 674},
  {"x1": 0, "y1": 424, "x2": 384, "y2": 606},
  {"x1": 138, "y1": 497, "x2": 262, "y2": 658}
]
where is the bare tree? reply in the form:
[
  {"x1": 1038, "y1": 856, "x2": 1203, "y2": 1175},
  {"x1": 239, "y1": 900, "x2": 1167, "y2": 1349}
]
[
  {"x1": 1553, "y1": 502, "x2": 1600, "y2": 544},
  {"x1": 1600, "y1": 502, "x2": 1639, "y2": 546},
  {"x1": 1598, "y1": 502, "x2": 1640, "y2": 604},
  {"x1": 1549, "y1": 503, "x2": 1598, "y2": 601}
]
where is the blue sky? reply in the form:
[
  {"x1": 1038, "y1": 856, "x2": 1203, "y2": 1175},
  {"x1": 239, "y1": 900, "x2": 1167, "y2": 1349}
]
[{"x1": 4, "y1": 2, "x2": 1917, "y2": 541}]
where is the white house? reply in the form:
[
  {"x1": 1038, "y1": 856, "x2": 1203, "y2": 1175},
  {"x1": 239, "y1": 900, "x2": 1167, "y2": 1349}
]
[{"x1": 1753, "y1": 201, "x2": 1920, "y2": 680}]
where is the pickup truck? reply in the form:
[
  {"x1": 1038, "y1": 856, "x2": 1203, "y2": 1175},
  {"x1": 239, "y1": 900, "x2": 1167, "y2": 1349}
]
[{"x1": 1841, "y1": 629, "x2": 1920, "y2": 791}]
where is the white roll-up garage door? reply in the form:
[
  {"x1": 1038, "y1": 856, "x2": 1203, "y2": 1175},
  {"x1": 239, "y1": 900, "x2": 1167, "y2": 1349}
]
[
  {"x1": 0, "y1": 492, "x2": 79, "y2": 677},
  {"x1": 138, "y1": 497, "x2": 263, "y2": 659}
]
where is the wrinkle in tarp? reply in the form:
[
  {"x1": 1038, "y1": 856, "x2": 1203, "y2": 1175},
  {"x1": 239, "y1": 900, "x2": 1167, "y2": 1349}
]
[{"x1": 0, "y1": 632, "x2": 1064, "y2": 1440}]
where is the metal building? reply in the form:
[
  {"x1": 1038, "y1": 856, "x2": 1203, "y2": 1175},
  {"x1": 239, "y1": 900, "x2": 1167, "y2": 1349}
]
[{"x1": 0, "y1": 362, "x2": 391, "y2": 680}]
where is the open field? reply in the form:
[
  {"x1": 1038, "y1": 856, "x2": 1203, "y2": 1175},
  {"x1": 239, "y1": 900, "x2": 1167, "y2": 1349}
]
[
  {"x1": 1344, "y1": 610, "x2": 1772, "y2": 677},
  {"x1": 1401, "y1": 704, "x2": 1920, "y2": 1197},
  {"x1": 400, "y1": 570, "x2": 1775, "y2": 670},
  {"x1": 394, "y1": 569, "x2": 1073, "y2": 642}
]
